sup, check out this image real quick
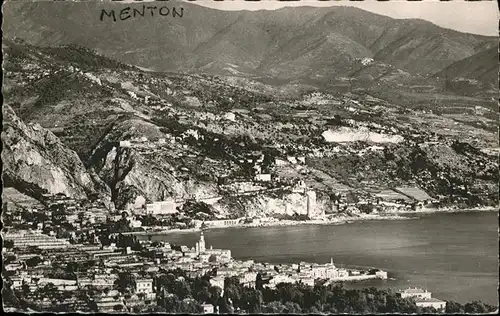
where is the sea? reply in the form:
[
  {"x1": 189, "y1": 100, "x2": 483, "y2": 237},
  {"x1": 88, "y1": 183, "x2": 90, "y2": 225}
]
[{"x1": 146, "y1": 211, "x2": 499, "y2": 305}]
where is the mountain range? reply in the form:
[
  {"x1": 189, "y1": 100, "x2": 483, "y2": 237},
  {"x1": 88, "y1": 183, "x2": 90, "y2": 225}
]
[{"x1": 3, "y1": 0, "x2": 497, "y2": 83}]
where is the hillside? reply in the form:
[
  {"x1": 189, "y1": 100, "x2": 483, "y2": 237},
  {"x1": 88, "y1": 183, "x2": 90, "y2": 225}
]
[
  {"x1": 2, "y1": 41, "x2": 498, "y2": 215},
  {"x1": 3, "y1": 0, "x2": 496, "y2": 82},
  {"x1": 2, "y1": 105, "x2": 110, "y2": 202},
  {"x1": 435, "y1": 47, "x2": 498, "y2": 84}
]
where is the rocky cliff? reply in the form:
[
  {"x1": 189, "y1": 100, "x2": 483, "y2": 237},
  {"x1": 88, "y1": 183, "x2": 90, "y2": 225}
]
[
  {"x1": 2, "y1": 106, "x2": 108, "y2": 201},
  {"x1": 88, "y1": 119, "x2": 219, "y2": 210}
]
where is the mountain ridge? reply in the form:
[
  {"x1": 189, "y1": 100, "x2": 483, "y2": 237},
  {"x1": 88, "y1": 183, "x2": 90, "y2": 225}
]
[{"x1": 3, "y1": 0, "x2": 497, "y2": 81}]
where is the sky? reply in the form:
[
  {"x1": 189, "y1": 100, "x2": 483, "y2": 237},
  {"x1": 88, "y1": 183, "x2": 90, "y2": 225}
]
[{"x1": 182, "y1": 0, "x2": 499, "y2": 36}]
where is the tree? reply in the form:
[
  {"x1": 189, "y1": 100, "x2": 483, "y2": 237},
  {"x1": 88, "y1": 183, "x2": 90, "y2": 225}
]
[
  {"x1": 44, "y1": 282, "x2": 59, "y2": 294},
  {"x1": 284, "y1": 301, "x2": 302, "y2": 313},
  {"x1": 25, "y1": 256, "x2": 43, "y2": 268},
  {"x1": 208, "y1": 285, "x2": 222, "y2": 309},
  {"x1": 2, "y1": 286, "x2": 20, "y2": 307},
  {"x1": 464, "y1": 301, "x2": 494, "y2": 313},
  {"x1": 208, "y1": 254, "x2": 217, "y2": 262},
  {"x1": 255, "y1": 273, "x2": 265, "y2": 291},
  {"x1": 4, "y1": 239, "x2": 14, "y2": 249},
  {"x1": 179, "y1": 299, "x2": 202, "y2": 313},
  {"x1": 264, "y1": 301, "x2": 286, "y2": 313},
  {"x1": 66, "y1": 261, "x2": 80, "y2": 274},
  {"x1": 20, "y1": 282, "x2": 31, "y2": 296},
  {"x1": 249, "y1": 289, "x2": 263, "y2": 314},
  {"x1": 161, "y1": 294, "x2": 181, "y2": 313},
  {"x1": 115, "y1": 272, "x2": 136, "y2": 294},
  {"x1": 445, "y1": 300, "x2": 464, "y2": 313},
  {"x1": 218, "y1": 297, "x2": 234, "y2": 314},
  {"x1": 173, "y1": 279, "x2": 192, "y2": 300}
]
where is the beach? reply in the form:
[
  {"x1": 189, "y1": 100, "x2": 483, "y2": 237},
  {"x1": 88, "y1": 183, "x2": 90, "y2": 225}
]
[{"x1": 136, "y1": 206, "x2": 497, "y2": 235}]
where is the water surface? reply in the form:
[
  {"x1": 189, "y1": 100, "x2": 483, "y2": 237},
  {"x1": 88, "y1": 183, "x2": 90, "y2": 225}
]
[{"x1": 148, "y1": 212, "x2": 498, "y2": 305}]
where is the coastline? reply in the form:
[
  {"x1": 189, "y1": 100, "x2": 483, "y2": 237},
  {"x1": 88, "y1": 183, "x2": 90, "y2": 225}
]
[
  {"x1": 139, "y1": 206, "x2": 497, "y2": 235},
  {"x1": 203, "y1": 206, "x2": 497, "y2": 231}
]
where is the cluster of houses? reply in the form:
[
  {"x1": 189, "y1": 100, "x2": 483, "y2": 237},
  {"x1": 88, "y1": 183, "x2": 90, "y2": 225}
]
[
  {"x1": 397, "y1": 287, "x2": 447, "y2": 311},
  {"x1": 5, "y1": 205, "x2": 446, "y2": 315}
]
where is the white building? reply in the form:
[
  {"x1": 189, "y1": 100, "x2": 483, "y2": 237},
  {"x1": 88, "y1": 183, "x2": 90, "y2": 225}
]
[
  {"x1": 10, "y1": 277, "x2": 23, "y2": 289},
  {"x1": 298, "y1": 277, "x2": 315, "y2": 287},
  {"x1": 306, "y1": 190, "x2": 320, "y2": 219},
  {"x1": 239, "y1": 272, "x2": 257, "y2": 285},
  {"x1": 145, "y1": 199, "x2": 177, "y2": 215},
  {"x1": 267, "y1": 274, "x2": 295, "y2": 288},
  {"x1": 202, "y1": 218, "x2": 241, "y2": 228},
  {"x1": 275, "y1": 158, "x2": 288, "y2": 166},
  {"x1": 255, "y1": 173, "x2": 271, "y2": 182},
  {"x1": 120, "y1": 140, "x2": 132, "y2": 148},
  {"x1": 196, "y1": 232, "x2": 206, "y2": 254},
  {"x1": 223, "y1": 112, "x2": 236, "y2": 122},
  {"x1": 287, "y1": 156, "x2": 298, "y2": 164},
  {"x1": 129, "y1": 218, "x2": 142, "y2": 228},
  {"x1": 415, "y1": 298, "x2": 447, "y2": 310},
  {"x1": 361, "y1": 57, "x2": 374, "y2": 66},
  {"x1": 135, "y1": 278, "x2": 153, "y2": 294},
  {"x1": 375, "y1": 270, "x2": 388, "y2": 279},
  {"x1": 209, "y1": 276, "x2": 225, "y2": 292},
  {"x1": 201, "y1": 303, "x2": 215, "y2": 314},
  {"x1": 397, "y1": 287, "x2": 446, "y2": 310},
  {"x1": 398, "y1": 287, "x2": 432, "y2": 299}
]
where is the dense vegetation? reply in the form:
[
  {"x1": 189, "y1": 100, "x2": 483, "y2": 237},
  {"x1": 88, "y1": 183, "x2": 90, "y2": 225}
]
[{"x1": 152, "y1": 269, "x2": 498, "y2": 314}]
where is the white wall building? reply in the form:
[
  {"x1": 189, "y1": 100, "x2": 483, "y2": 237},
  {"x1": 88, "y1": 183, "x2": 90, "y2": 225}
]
[
  {"x1": 255, "y1": 173, "x2": 271, "y2": 182},
  {"x1": 145, "y1": 199, "x2": 177, "y2": 215},
  {"x1": 415, "y1": 298, "x2": 447, "y2": 310},
  {"x1": 398, "y1": 287, "x2": 432, "y2": 299},
  {"x1": 135, "y1": 278, "x2": 153, "y2": 294},
  {"x1": 201, "y1": 303, "x2": 215, "y2": 314}
]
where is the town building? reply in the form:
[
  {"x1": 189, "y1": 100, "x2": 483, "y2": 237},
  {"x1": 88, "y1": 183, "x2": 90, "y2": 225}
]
[
  {"x1": 306, "y1": 190, "x2": 325, "y2": 219},
  {"x1": 195, "y1": 231, "x2": 206, "y2": 255},
  {"x1": 145, "y1": 199, "x2": 177, "y2": 215},
  {"x1": 135, "y1": 278, "x2": 154, "y2": 294},
  {"x1": 254, "y1": 173, "x2": 272, "y2": 182},
  {"x1": 202, "y1": 218, "x2": 242, "y2": 228},
  {"x1": 223, "y1": 112, "x2": 236, "y2": 122},
  {"x1": 201, "y1": 303, "x2": 215, "y2": 314},
  {"x1": 209, "y1": 276, "x2": 225, "y2": 292},
  {"x1": 119, "y1": 140, "x2": 132, "y2": 148},
  {"x1": 397, "y1": 287, "x2": 447, "y2": 310},
  {"x1": 415, "y1": 297, "x2": 447, "y2": 310},
  {"x1": 398, "y1": 287, "x2": 432, "y2": 299},
  {"x1": 5, "y1": 230, "x2": 71, "y2": 249}
]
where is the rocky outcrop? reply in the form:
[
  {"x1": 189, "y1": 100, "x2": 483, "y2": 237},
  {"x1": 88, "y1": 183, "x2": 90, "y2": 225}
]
[
  {"x1": 89, "y1": 120, "x2": 219, "y2": 210},
  {"x1": 212, "y1": 191, "x2": 332, "y2": 219},
  {"x1": 2, "y1": 106, "x2": 106, "y2": 200}
]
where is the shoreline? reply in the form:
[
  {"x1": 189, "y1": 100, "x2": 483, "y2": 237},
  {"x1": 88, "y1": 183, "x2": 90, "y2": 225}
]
[{"x1": 139, "y1": 206, "x2": 497, "y2": 235}]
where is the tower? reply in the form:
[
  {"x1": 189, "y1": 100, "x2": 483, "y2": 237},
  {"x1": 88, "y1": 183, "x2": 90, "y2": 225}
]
[
  {"x1": 306, "y1": 190, "x2": 317, "y2": 218},
  {"x1": 199, "y1": 231, "x2": 206, "y2": 253}
]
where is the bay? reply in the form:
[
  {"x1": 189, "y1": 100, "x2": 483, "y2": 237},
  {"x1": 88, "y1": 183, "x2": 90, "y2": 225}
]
[{"x1": 148, "y1": 211, "x2": 499, "y2": 305}]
